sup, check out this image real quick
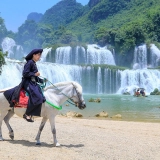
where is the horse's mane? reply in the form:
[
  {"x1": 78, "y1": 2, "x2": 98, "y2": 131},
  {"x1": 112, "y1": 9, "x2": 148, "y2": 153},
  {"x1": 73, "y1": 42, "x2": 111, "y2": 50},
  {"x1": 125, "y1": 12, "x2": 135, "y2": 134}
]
[{"x1": 44, "y1": 81, "x2": 82, "y2": 93}]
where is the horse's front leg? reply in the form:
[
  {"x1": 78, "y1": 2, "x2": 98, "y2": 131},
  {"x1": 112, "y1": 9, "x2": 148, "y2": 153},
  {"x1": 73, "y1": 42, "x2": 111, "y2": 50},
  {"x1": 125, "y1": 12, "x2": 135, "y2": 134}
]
[
  {"x1": 49, "y1": 117, "x2": 60, "y2": 147},
  {"x1": 35, "y1": 117, "x2": 48, "y2": 145},
  {"x1": 4, "y1": 110, "x2": 15, "y2": 140}
]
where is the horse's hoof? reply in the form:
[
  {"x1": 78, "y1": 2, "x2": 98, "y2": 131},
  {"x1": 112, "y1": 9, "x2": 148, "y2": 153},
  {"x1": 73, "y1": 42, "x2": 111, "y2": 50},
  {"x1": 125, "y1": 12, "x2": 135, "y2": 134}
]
[
  {"x1": 54, "y1": 143, "x2": 61, "y2": 147},
  {"x1": 36, "y1": 142, "x2": 41, "y2": 145},
  {"x1": 9, "y1": 135, "x2": 14, "y2": 140},
  {"x1": 0, "y1": 138, "x2": 4, "y2": 141}
]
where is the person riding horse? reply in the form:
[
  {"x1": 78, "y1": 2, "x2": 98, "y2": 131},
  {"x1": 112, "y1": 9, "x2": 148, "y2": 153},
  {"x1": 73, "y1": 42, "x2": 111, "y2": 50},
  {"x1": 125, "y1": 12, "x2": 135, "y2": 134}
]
[{"x1": 4, "y1": 49, "x2": 46, "y2": 122}]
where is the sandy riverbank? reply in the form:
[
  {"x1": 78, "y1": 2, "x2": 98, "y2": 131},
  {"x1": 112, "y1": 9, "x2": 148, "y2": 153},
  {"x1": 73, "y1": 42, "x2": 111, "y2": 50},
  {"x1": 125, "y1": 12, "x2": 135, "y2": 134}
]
[{"x1": 0, "y1": 116, "x2": 160, "y2": 160}]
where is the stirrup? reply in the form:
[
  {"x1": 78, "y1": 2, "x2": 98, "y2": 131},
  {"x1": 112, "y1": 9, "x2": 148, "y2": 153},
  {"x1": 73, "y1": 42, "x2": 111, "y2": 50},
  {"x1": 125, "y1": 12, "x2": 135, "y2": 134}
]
[{"x1": 23, "y1": 114, "x2": 34, "y2": 122}]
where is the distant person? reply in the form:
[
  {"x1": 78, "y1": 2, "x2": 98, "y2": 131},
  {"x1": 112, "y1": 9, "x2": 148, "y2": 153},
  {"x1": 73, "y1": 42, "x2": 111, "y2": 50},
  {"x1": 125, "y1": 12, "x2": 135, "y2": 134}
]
[
  {"x1": 140, "y1": 89, "x2": 145, "y2": 96},
  {"x1": 135, "y1": 89, "x2": 140, "y2": 96}
]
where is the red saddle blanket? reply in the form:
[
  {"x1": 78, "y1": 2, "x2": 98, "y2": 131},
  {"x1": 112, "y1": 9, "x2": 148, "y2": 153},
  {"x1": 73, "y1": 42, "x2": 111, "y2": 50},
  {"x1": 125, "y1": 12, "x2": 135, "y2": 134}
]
[{"x1": 14, "y1": 89, "x2": 29, "y2": 108}]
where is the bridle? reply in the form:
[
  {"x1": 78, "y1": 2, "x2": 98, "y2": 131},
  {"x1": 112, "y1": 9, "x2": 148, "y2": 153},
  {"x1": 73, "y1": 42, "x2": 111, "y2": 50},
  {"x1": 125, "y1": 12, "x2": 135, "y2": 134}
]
[
  {"x1": 70, "y1": 83, "x2": 85, "y2": 107},
  {"x1": 39, "y1": 76, "x2": 84, "y2": 107}
]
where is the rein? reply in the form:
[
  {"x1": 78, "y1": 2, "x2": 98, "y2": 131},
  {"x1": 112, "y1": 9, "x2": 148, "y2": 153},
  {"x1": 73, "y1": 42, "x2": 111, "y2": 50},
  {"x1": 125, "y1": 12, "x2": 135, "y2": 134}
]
[
  {"x1": 39, "y1": 76, "x2": 77, "y2": 106},
  {"x1": 45, "y1": 100, "x2": 62, "y2": 110}
]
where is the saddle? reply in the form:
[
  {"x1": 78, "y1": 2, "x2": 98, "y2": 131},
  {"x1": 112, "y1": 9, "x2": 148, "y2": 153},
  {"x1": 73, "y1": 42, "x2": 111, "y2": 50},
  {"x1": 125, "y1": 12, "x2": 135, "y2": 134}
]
[{"x1": 14, "y1": 89, "x2": 29, "y2": 108}]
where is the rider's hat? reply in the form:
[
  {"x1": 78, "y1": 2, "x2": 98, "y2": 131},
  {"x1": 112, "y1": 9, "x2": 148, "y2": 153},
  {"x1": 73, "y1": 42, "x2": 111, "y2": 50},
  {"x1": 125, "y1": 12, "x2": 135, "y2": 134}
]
[{"x1": 25, "y1": 49, "x2": 43, "y2": 61}]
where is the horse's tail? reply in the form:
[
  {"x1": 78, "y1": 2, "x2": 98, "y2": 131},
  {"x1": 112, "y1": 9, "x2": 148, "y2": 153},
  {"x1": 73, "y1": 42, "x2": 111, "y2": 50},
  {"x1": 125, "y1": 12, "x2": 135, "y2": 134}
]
[
  {"x1": 0, "y1": 89, "x2": 7, "y2": 93},
  {"x1": 0, "y1": 87, "x2": 13, "y2": 93}
]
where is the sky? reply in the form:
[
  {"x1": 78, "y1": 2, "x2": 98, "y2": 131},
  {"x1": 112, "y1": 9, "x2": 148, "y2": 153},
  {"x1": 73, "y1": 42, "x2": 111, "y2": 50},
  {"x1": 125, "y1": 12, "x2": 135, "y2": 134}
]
[{"x1": 0, "y1": 0, "x2": 88, "y2": 32}]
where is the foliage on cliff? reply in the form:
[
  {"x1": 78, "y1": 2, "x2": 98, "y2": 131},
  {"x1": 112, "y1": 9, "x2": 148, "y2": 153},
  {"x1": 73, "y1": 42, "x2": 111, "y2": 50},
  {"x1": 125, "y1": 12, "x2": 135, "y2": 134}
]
[
  {"x1": 0, "y1": 17, "x2": 7, "y2": 42},
  {"x1": 0, "y1": 49, "x2": 5, "y2": 74},
  {"x1": 94, "y1": 2, "x2": 160, "y2": 54},
  {"x1": 7, "y1": 0, "x2": 160, "y2": 56},
  {"x1": 15, "y1": 20, "x2": 78, "y2": 51},
  {"x1": 88, "y1": 0, "x2": 131, "y2": 23},
  {"x1": 40, "y1": 0, "x2": 83, "y2": 29},
  {"x1": 27, "y1": 12, "x2": 43, "y2": 22}
]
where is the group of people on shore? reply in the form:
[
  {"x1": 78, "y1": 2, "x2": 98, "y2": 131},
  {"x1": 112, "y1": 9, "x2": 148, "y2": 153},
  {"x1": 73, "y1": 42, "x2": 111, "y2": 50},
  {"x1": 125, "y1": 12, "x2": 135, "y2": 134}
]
[{"x1": 134, "y1": 88, "x2": 146, "y2": 97}]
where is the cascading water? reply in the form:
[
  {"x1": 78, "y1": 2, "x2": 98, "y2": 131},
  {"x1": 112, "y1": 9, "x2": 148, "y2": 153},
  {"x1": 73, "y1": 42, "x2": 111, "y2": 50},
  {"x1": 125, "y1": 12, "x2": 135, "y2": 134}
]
[
  {"x1": 0, "y1": 59, "x2": 23, "y2": 89},
  {"x1": 97, "y1": 67, "x2": 102, "y2": 94},
  {"x1": 133, "y1": 44, "x2": 147, "y2": 69},
  {"x1": 2, "y1": 59, "x2": 160, "y2": 94},
  {"x1": 55, "y1": 46, "x2": 72, "y2": 64},
  {"x1": 87, "y1": 44, "x2": 115, "y2": 65},
  {"x1": 40, "y1": 48, "x2": 52, "y2": 62},
  {"x1": 150, "y1": 44, "x2": 160, "y2": 68},
  {"x1": 0, "y1": 59, "x2": 120, "y2": 94},
  {"x1": 2, "y1": 37, "x2": 160, "y2": 95},
  {"x1": 74, "y1": 46, "x2": 86, "y2": 64},
  {"x1": 54, "y1": 44, "x2": 115, "y2": 65},
  {"x1": 1, "y1": 37, "x2": 24, "y2": 60},
  {"x1": 117, "y1": 69, "x2": 160, "y2": 95}
]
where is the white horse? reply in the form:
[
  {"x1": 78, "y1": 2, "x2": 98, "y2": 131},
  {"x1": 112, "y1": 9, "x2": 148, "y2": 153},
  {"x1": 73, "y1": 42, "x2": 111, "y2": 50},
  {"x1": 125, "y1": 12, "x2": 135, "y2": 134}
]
[{"x1": 0, "y1": 81, "x2": 86, "y2": 146}]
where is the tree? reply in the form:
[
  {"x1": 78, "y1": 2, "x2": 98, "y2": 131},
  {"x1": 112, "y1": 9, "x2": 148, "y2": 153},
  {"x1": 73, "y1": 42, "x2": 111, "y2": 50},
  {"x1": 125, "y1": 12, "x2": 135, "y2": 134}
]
[
  {"x1": 0, "y1": 17, "x2": 7, "y2": 42},
  {"x1": 0, "y1": 49, "x2": 5, "y2": 75}
]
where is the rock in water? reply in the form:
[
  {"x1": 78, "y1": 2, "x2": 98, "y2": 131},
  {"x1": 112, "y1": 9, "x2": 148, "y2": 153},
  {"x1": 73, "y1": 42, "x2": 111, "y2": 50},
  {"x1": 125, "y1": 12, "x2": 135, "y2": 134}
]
[
  {"x1": 95, "y1": 111, "x2": 108, "y2": 117},
  {"x1": 66, "y1": 111, "x2": 83, "y2": 118}
]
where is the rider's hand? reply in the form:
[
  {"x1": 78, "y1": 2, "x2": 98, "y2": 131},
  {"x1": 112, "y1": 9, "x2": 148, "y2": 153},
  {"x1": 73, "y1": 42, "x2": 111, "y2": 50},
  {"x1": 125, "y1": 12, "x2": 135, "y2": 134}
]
[
  {"x1": 35, "y1": 72, "x2": 40, "y2": 76},
  {"x1": 44, "y1": 78, "x2": 48, "y2": 82}
]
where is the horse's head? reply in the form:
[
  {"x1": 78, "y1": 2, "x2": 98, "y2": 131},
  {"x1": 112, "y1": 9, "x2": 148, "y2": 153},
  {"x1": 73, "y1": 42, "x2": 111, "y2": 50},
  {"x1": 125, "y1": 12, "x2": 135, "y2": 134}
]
[
  {"x1": 70, "y1": 82, "x2": 86, "y2": 110},
  {"x1": 44, "y1": 81, "x2": 86, "y2": 110}
]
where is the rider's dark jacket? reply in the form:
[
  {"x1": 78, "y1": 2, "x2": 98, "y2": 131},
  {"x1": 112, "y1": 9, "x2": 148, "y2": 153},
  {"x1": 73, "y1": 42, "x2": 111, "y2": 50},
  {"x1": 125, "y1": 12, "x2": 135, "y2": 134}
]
[{"x1": 22, "y1": 59, "x2": 45, "y2": 106}]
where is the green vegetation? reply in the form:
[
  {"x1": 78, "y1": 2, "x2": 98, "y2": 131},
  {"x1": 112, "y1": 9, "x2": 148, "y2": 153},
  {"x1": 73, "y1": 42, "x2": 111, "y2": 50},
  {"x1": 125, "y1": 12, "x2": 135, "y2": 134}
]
[
  {"x1": 41, "y1": 0, "x2": 83, "y2": 29},
  {"x1": 15, "y1": 20, "x2": 79, "y2": 51},
  {"x1": 0, "y1": 49, "x2": 6, "y2": 74},
  {"x1": 27, "y1": 12, "x2": 43, "y2": 22},
  {"x1": 88, "y1": 0, "x2": 130, "y2": 23},
  {"x1": 0, "y1": 16, "x2": 15, "y2": 41},
  {"x1": 150, "y1": 88, "x2": 160, "y2": 95},
  {"x1": 0, "y1": 17, "x2": 7, "y2": 42},
  {"x1": 2, "y1": 0, "x2": 160, "y2": 65},
  {"x1": 88, "y1": 98, "x2": 101, "y2": 103},
  {"x1": 67, "y1": 0, "x2": 160, "y2": 54}
]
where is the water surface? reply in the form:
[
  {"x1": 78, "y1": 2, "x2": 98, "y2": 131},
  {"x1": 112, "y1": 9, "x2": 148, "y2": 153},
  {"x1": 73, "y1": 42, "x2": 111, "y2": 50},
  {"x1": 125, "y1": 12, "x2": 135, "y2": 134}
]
[{"x1": 61, "y1": 94, "x2": 160, "y2": 122}]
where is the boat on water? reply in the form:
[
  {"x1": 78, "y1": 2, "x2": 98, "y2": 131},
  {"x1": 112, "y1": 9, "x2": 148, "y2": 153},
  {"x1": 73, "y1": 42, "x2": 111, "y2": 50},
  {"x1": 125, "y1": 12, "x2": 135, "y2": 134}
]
[{"x1": 133, "y1": 88, "x2": 147, "y2": 97}]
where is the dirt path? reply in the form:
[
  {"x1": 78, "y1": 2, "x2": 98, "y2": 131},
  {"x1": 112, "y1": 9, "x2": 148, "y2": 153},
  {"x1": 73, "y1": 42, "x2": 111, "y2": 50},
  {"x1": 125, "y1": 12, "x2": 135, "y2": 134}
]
[{"x1": 0, "y1": 116, "x2": 160, "y2": 160}]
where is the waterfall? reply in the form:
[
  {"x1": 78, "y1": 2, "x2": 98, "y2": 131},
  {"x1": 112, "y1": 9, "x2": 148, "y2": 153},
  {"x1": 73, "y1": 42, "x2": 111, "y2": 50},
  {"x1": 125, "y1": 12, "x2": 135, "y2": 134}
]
[
  {"x1": 1, "y1": 37, "x2": 24, "y2": 60},
  {"x1": 0, "y1": 60, "x2": 23, "y2": 89},
  {"x1": 0, "y1": 59, "x2": 118, "y2": 93},
  {"x1": 117, "y1": 69, "x2": 160, "y2": 94},
  {"x1": 150, "y1": 44, "x2": 160, "y2": 68},
  {"x1": 40, "y1": 48, "x2": 52, "y2": 62},
  {"x1": 54, "y1": 44, "x2": 115, "y2": 65},
  {"x1": 1, "y1": 59, "x2": 160, "y2": 94},
  {"x1": 55, "y1": 46, "x2": 72, "y2": 64},
  {"x1": 97, "y1": 67, "x2": 102, "y2": 94},
  {"x1": 133, "y1": 44, "x2": 147, "y2": 69},
  {"x1": 0, "y1": 60, "x2": 74, "y2": 89},
  {"x1": 2, "y1": 37, "x2": 160, "y2": 95},
  {"x1": 86, "y1": 44, "x2": 115, "y2": 65},
  {"x1": 1, "y1": 37, "x2": 116, "y2": 65},
  {"x1": 74, "y1": 46, "x2": 86, "y2": 64}
]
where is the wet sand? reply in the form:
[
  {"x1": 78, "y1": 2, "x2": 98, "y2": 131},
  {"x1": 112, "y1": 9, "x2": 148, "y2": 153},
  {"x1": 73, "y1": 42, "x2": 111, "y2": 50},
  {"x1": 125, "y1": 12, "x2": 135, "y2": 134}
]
[{"x1": 0, "y1": 116, "x2": 160, "y2": 160}]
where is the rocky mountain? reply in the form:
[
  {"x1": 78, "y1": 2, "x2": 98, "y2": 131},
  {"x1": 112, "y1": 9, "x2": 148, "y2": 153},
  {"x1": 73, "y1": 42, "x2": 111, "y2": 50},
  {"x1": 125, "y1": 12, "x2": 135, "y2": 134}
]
[
  {"x1": 40, "y1": 0, "x2": 83, "y2": 29},
  {"x1": 27, "y1": 12, "x2": 43, "y2": 22},
  {"x1": 88, "y1": 0, "x2": 101, "y2": 8},
  {"x1": 10, "y1": 0, "x2": 160, "y2": 65}
]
